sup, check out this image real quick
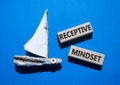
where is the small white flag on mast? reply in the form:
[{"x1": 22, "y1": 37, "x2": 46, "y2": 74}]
[{"x1": 24, "y1": 9, "x2": 48, "y2": 58}]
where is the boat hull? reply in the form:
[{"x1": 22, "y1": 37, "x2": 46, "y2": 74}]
[{"x1": 14, "y1": 55, "x2": 62, "y2": 66}]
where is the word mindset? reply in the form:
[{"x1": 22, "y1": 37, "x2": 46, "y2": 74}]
[
  {"x1": 69, "y1": 45, "x2": 105, "y2": 66},
  {"x1": 58, "y1": 22, "x2": 93, "y2": 43}
]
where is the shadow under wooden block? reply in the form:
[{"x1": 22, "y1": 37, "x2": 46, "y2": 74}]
[
  {"x1": 58, "y1": 33, "x2": 93, "y2": 49},
  {"x1": 68, "y1": 56, "x2": 102, "y2": 71},
  {"x1": 15, "y1": 64, "x2": 62, "y2": 74}
]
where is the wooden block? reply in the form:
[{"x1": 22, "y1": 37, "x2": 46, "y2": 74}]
[
  {"x1": 68, "y1": 45, "x2": 105, "y2": 66},
  {"x1": 58, "y1": 22, "x2": 93, "y2": 43}
]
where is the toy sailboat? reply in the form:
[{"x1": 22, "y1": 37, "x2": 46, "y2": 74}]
[{"x1": 14, "y1": 9, "x2": 62, "y2": 66}]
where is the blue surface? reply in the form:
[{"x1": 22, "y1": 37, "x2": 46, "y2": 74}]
[{"x1": 0, "y1": 0, "x2": 120, "y2": 85}]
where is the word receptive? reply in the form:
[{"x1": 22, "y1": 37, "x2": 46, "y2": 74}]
[
  {"x1": 69, "y1": 45, "x2": 105, "y2": 66},
  {"x1": 58, "y1": 22, "x2": 93, "y2": 43}
]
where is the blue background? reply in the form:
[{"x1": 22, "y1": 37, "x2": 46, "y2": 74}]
[{"x1": 0, "y1": 0, "x2": 120, "y2": 85}]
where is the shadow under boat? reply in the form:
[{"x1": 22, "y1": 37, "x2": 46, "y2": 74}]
[{"x1": 15, "y1": 63, "x2": 62, "y2": 74}]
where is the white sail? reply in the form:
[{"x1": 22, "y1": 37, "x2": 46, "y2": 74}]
[{"x1": 24, "y1": 9, "x2": 48, "y2": 58}]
